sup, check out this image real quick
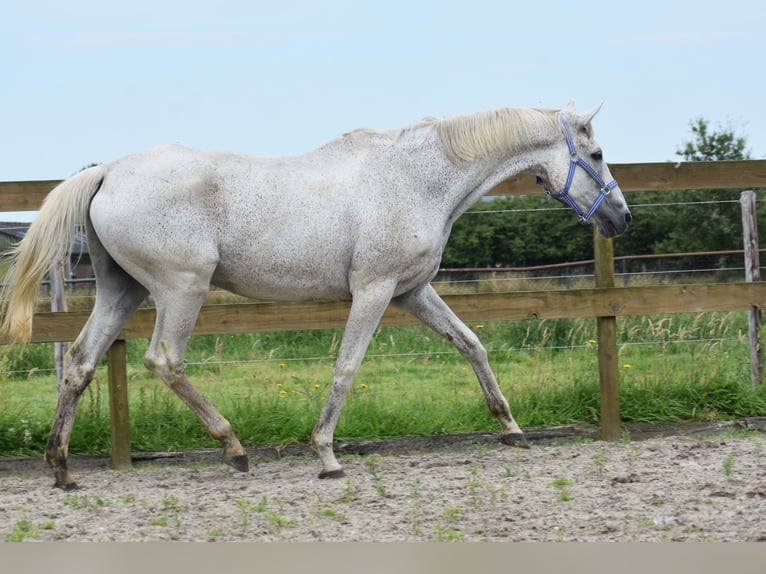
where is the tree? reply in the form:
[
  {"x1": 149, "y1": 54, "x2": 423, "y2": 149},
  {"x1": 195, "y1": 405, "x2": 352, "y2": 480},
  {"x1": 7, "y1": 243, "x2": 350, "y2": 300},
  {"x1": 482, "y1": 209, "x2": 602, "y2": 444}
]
[
  {"x1": 442, "y1": 194, "x2": 595, "y2": 268},
  {"x1": 676, "y1": 117, "x2": 751, "y2": 162},
  {"x1": 615, "y1": 117, "x2": 755, "y2": 258}
]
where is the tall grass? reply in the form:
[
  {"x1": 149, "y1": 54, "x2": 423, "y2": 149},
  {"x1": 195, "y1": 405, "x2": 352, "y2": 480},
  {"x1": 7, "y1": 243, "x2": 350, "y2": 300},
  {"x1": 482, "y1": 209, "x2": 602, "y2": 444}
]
[{"x1": 2, "y1": 312, "x2": 766, "y2": 457}]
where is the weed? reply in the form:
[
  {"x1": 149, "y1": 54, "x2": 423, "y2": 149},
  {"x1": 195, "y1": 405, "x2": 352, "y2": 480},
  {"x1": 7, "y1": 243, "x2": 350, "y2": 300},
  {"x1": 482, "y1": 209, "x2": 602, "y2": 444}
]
[
  {"x1": 636, "y1": 514, "x2": 655, "y2": 529},
  {"x1": 364, "y1": 454, "x2": 386, "y2": 496},
  {"x1": 551, "y1": 476, "x2": 573, "y2": 502},
  {"x1": 626, "y1": 443, "x2": 641, "y2": 474},
  {"x1": 62, "y1": 493, "x2": 110, "y2": 509},
  {"x1": 316, "y1": 508, "x2": 346, "y2": 521},
  {"x1": 5, "y1": 520, "x2": 41, "y2": 542},
  {"x1": 556, "y1": 489, "x2": 572, "y2": 502},
  {"x1": 339, "y1": 479, "x2": 360, "y2": 504},
  {"x1": 160, "y1": 493, "x2": 183, "y2": 529},
  {"x1": 409, "y1": 503, "x2": 423, "y2": 536},
  {"x1": 592, "y1": 447, "x2": 609, "y2": 479},
  {"x1": 444, "y1": 506, "x2": 461, "y2": 522},
  {"x1": 466, "y1": 465, "x2": 483, "y2": 507},
  {"x1": 434, "y1": 523, "x2": 465, "y2": 542},
  {"x1": 722, "y1": 452, "x2": 736, "y2": 478},
  {"x1": 265, "y1": 511, "x2": 295, "y2": 529},
  {"x1": 236, "y1": 496, "x2": 268, "y2": 530}
]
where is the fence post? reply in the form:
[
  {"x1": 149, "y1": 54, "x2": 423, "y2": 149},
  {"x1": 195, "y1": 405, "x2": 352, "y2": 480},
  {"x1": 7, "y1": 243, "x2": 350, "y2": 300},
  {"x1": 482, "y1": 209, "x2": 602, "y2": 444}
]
[
  {"x1": 740, "y1": 190, "x2": 763, "y2": 385},
  {"x1": 107, "y1": 339, "x2": 132, "y2": 469},
  {"x1": 594, "y1": 229, "x2": 621, "y2": 440}
]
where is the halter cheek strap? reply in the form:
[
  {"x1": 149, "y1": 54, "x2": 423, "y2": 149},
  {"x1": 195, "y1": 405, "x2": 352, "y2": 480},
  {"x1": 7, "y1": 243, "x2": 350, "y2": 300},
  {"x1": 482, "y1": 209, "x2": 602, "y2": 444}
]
[{"x1": 539, "y1": 118, "x2": 618, "y2": 225}]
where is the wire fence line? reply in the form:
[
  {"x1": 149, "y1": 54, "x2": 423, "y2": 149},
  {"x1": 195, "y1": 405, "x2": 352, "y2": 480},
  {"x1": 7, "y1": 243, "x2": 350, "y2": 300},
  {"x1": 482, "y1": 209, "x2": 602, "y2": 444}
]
[{"x1": 7, "y1": 336, "x2": 741, "y2": 379}]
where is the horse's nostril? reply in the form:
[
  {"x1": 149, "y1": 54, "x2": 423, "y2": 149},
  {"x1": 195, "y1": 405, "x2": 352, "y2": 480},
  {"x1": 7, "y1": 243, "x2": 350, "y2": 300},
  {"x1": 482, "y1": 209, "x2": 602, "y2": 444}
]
[{"x1": 625, "y1": 211, "x2": 633, "y2": 225}]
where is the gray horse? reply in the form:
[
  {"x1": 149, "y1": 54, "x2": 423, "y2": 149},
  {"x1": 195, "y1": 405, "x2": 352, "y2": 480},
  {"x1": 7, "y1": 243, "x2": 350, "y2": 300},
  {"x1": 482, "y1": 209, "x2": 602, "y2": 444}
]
[{"x1": 0, "y1": 102, "x2": 631, "y2": 489}]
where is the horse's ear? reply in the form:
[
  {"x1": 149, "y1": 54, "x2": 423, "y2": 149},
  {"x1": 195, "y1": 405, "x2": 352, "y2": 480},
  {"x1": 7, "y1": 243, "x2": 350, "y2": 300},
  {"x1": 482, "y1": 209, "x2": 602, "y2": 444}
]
[
  {"x1": 562, "y1": 101, "x2": 577, "y2": 113},
  {"x1": 580, "y1": 102, "x2": 603, "y2": 125}
]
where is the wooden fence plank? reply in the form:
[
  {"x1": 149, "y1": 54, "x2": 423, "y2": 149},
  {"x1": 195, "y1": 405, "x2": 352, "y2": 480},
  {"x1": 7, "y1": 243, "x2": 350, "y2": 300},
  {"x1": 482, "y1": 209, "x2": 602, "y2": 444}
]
[
  {"x1": 0, "y1": 180, "x2": 61, "y2": 211},
  {"x1": 7, "y1": 281, "x2": 766, "y2": 345},
  {"x1": 2, "y1": 160, "x2": 765, "y2": 211},
  {"x1": 488, "y1": 159, "x2": 766, "y2": 195}
]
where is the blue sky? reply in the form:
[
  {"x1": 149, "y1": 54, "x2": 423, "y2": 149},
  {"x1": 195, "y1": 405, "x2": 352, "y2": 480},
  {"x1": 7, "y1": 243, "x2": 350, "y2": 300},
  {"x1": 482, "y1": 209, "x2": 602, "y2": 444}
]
[{"x1": 2, "y1": 1, "x2": 764, "y2": 219}]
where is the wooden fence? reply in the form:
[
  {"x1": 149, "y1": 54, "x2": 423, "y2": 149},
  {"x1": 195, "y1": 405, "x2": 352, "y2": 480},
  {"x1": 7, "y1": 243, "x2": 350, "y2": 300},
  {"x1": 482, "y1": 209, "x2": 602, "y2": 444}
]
[{"x1": 2, "y1": 159, "x2": 766, "y2": 469}]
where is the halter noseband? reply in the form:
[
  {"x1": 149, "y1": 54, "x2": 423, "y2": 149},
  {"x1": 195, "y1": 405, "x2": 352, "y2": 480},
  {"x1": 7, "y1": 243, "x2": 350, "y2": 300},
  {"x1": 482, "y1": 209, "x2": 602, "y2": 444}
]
[{"x1": 537, "y1": 118, "x2": 618, "y2": 225}]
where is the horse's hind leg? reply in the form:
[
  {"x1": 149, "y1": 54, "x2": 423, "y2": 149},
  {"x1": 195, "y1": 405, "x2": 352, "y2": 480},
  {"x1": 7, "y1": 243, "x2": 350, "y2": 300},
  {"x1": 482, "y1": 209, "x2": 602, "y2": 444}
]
[
  {"x1": 143, "y1": 283, "x2": 247, "y2": 472},
  {"x1": 394, "y1": 284, "x2": 528, "y2": 447},
  {"x1": 46, "y1": 275, "x2": 148, "y2": 490}
]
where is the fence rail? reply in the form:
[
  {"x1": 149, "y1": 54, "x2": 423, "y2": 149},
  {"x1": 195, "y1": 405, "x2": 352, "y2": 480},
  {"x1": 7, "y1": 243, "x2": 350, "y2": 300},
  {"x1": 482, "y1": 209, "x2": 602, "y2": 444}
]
[
  {"x1": 5, "y1": 282, "x2": 766, "y2": 344},
  {"x1": 2, "y1": 160, "x2": 765, "y2": 210},
  {"x1": 2, "y1": 159, "x2": 766, "y2": 468}
]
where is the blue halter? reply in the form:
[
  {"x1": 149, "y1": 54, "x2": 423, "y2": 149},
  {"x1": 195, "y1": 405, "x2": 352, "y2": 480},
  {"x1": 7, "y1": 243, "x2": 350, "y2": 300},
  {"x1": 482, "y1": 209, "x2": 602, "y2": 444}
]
[{"x1": 538, "y1": 118, "x2": 618, "y2": 225}]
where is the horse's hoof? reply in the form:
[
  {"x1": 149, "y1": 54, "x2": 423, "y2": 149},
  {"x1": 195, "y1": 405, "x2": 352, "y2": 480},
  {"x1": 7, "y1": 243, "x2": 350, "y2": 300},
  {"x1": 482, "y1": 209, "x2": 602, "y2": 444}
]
[
  {"x1": 54, "y1": 481, "x2": 79, "y2": 491},
  {"x1": 500, "y1": 432, "x2": 530, "y2": 449},
  {"x1": 226, "y1": 454, "x2": 250, "y2": 473},
  {"x1": 318, "y1": 468, "x2": 346, "y2": 479}
]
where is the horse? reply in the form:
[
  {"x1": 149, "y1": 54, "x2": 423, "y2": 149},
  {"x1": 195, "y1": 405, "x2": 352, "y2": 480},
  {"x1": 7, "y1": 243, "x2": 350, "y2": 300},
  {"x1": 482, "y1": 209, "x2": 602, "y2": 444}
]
[{"x1": 0, "y1": 102, "x2": 631, "y2": 490}]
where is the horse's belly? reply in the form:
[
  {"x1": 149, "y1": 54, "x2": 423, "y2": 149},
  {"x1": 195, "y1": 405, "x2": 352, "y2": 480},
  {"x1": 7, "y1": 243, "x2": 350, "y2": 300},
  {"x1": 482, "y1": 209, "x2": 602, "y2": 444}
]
[{"x1": 211, "y1": 263, "x2": 352, "y2": 302}]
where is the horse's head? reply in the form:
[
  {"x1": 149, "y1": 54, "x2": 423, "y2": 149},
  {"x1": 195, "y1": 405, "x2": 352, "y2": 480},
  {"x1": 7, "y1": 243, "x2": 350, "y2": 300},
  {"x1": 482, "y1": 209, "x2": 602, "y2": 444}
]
[{"x1": 534, "y1": 102, "x2": 632, "y2": 238}]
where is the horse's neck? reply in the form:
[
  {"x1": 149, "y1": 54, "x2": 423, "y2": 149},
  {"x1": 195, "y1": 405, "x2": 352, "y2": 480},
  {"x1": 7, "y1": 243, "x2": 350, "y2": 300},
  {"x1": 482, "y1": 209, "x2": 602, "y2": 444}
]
[
  {"x1": 413, "y1": 112, "x2": 555, "y2": 201},
  {"x1": 424, "y1": 139, "x2": 544, "y2": 226}
]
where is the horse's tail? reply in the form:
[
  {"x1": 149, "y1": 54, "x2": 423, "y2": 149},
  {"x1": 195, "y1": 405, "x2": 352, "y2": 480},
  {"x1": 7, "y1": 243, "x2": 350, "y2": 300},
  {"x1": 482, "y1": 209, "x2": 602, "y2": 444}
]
[{"x1": 0, "y1": 166, "x2": 105, "y2": 346}]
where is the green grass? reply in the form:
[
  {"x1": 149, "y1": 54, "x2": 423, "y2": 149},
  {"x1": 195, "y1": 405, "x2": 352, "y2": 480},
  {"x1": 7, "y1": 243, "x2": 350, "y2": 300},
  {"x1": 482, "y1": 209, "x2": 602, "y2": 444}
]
[{"x1": 2, "y1": 312, "x2": 766, "y2": 457}]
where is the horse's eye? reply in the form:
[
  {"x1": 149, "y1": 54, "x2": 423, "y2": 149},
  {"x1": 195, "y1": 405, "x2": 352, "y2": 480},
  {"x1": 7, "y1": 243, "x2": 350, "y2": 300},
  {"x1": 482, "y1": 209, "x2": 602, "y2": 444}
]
[{"x1": 591, "y1": 150, "x2": 603, "y2": 161}]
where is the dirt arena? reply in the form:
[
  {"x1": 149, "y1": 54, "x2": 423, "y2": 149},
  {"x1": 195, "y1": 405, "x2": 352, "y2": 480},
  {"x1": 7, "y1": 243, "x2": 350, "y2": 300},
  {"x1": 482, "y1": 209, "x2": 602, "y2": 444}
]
[{"x1": 3, "y1": 421, "x2": 766, "y2": 542}]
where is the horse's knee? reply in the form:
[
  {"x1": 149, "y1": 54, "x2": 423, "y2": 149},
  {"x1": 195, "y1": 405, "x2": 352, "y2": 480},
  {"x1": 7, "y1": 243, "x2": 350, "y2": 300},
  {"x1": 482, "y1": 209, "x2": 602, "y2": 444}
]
[
  {"x1": 144, "y1": 347, "x2": 184, "y2": 384},
  {"x1": 143, "y1": 350, "x2": 164, "y2": 375}
]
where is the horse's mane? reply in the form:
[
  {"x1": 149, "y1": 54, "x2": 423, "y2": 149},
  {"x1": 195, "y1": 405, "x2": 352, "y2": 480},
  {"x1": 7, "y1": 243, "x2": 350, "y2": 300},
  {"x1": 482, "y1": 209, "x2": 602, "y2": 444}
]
[
  {"x1": 431, "y1": 107, "x2": 561, "y2": 165},
  {"x1": 339, "y1": 107, "x2": 561, "y2": 165}
]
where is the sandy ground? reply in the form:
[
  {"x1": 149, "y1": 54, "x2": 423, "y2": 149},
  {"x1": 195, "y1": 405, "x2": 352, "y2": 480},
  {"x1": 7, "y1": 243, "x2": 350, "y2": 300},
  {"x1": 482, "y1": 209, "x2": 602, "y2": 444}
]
[{"x1": 3, "y1": 422, "x2": 766, "y2": 542}]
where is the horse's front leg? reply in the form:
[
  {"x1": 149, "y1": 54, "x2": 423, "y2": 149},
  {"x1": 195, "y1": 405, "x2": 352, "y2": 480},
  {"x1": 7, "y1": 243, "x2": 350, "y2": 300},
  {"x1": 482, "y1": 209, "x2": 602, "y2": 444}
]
[
  {"x1": 312, "y1": 281, "x2": 396, "y2": 478},
  {"x1": 394, "y1": 284, "x2": 528, "y2": 448}
]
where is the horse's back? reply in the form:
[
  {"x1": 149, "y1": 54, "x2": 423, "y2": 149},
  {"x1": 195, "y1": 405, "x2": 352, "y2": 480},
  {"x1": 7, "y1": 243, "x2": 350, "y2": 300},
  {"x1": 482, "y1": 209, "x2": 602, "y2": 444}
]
[{"x1": 88, "y1": 145, "x2": 374, "y2": 301}]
